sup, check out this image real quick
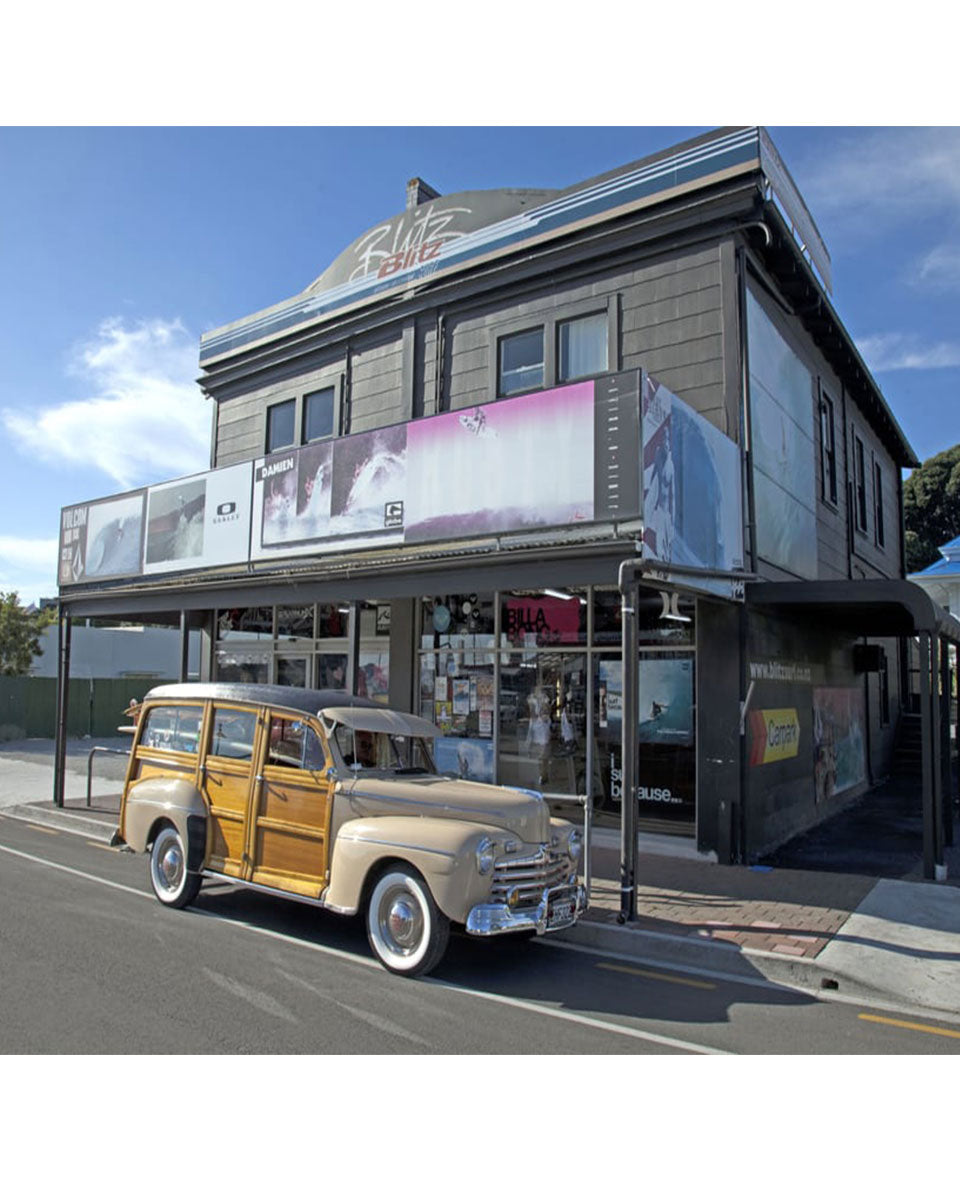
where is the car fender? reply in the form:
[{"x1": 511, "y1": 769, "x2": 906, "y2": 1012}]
[
  {"x1": 324, "y1": 815, "x2": 503, "y2": 923},
  {"x1": 121, "y1": 775, "x2": 207, "y2": 866}
]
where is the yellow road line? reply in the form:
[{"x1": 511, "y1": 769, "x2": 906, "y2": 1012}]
[
  {"x1": 26, "y1": 824, "x2": 59, "y2": 835},
  {"x1": 597, "y1": 961, "x2": 716, "y2": 990},
  {"x1": 858, "y1": 1013, "x2": 960, "y2": 1041},
  {"x1": 87, "y1": 840, "x2": 116, "y2": 851}
]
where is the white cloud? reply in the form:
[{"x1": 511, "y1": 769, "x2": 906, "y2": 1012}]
[
  {"x1": 3, "y1": 317, "x2": 210, "y2": 490},
  {"x1": 913, "y1": 243, "x2": 960, "y2": 292},
  {"x1": 797, "y1": 128, "x2": 960, "y2": 229},
  {"x1": 0, "y1": 536, "x2": 59, "y2": 605},
  {"x1": 856, "y1": 332, "x2": 960, "y2": 372}
]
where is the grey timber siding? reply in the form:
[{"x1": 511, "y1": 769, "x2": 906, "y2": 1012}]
[
  {"x1": 211, "y1": 351, "x2": 347, "y2": 467},
  {"x1": 743, "y1": 257, "x2": 904, "y2": 587},
  {"x1": 443, "y1": 244, "x2": 729, "y2": 430},
  {"x1": 347, "y1": 328, "x2": 405, "y2": 433}
]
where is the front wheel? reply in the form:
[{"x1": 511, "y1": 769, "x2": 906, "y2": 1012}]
[
  {"x1": 149, "y1": 824, "x2": 202, "y2": 909},
  {"x1": 366, "y1": 867, "x2": 450, "y2": 977}
]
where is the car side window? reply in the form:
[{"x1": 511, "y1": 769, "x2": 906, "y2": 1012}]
[
  {"x1": 209, "y1": 707, "x2": 257, "y2": 760},
  {"x1": 266, "y1": 716, "x2": 326, "y2": 771},
  {"x1": 140, "y1": 705, "x2": 203, "y2": 754}
]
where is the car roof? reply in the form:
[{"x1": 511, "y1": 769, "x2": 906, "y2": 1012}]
[
  {"x1": 143, "y1": 682, "x2": 384, "y2": 717},
  {"x1": 319, "y1": 706, "x2": 442, "y2": 739}
]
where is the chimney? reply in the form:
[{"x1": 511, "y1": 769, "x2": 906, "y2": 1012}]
[{"x1": 406, "y1": 177, "x2": 441, "y2": 210}]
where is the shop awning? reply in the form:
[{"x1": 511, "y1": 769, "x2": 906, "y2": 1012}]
[
  {"x1": 746, "y1": 578, "x2": 960, "y2": 643},
  {"x1": 747, "y1": 576, "x2": 958, "y2": 882}
]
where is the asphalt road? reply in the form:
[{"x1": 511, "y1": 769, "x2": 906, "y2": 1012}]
[{"x1": 3, "y1": 813, "x2": 960, "y2": 1055}]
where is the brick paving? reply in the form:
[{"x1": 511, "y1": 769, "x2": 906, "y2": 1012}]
[{"x1": 585, "y1": 844, "x2": 876, "y2": 960}]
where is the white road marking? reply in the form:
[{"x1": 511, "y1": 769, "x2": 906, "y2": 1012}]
[{"x1": 0, "y1": 838, "x2": 728, "y2": 1054}]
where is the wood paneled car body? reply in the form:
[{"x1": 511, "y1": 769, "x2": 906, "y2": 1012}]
[{"x1": 118, "y1": 683, "x2": 585, "y2": 976}]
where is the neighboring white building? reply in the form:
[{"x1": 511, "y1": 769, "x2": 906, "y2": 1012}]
[
  {"x1": 910, "y1": 535, "x2": 960, "y2": 621},
  {"x1": 32, "y1": 624, "x2": 200, "y2": 679}
]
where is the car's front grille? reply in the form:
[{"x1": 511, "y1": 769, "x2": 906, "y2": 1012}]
[{"x1": 490, "y1": 846, "x2": 570, "y2": 909}]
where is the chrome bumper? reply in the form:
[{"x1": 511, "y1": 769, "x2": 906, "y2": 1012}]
[{"x1": 465, "y1": 883, "x2": 586, "y2": 937}]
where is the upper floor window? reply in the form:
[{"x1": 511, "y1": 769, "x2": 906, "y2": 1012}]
[
  {"x1": 558, "y1": 312, "x2": 608, "y2": 382},
  {"x1": 266, "y1": 399, "x2": 296, "y2": 453},
  {"x1": 873, "y1": 459, "x2": 885, "y2": 548},
  {"x1": 853, "y1": 432, "x2": 868, "y2": 533},
  {"x1": 303, "y1": 387, "x2": 335, "y2": 443},
  {"x1": 498, "y1": 328, "x2": 544, "y2": 397},
  {"x1": 819, "y1": 393, "x2": 838, "y2": 506}
]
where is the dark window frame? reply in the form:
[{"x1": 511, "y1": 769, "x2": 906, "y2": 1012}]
[
  {"x1": 302, "y1": 385, "x2": 337, "y2": 445},
  {"x1": 819, "y1": 388, "x2": 838, "y2": 507},
  {"x1": 873, "y1": 454, "x2": 885, "y2": 548},
  {"x1": 490, "y1": 296, "x2": 618, "y2": 400},
  {"x1": 852, "y1": 428, "x2": 869, "y2": 534},
  {"x1": 496, "y1": 326, "x2": 546, "y2": 398},
  {"x1": 265, "y1": 398, "x2": 296, "y2": 454}
]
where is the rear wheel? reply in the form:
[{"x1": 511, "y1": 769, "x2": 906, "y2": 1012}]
[
  {"x1": 149, "y1": 824, "x2": 202, "y2": 909},
  {"x1": 366, "y1": 867, "x2": 450, "y2": 977}
]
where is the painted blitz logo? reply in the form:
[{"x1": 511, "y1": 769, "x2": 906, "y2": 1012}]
[{"x1": 349, "y1": 204, "x2": 472, "y2": 282}]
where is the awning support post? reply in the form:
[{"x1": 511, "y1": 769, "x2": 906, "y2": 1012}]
[
  {"x1": 619, "y1": 562, "x2": 639, "y2": 924},
  {"x1": 941, "y1": 639, "x2": 953, "y2": 849},
  {"x1": 53, "y1": 610, "x2": 71, "y2": 809}
]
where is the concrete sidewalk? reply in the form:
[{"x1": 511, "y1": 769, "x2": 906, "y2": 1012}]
[{"x1": 3, "y1": 741, "x2": 959, "y2": 1021}]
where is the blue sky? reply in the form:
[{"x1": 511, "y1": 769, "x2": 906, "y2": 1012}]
[{"x1": 2, "y1": 124, "x2": 959, "y2": 605}]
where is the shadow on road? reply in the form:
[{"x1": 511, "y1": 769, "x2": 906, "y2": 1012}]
[{"x1": 190, "y1": 881, "x2": 818, "y2": 1036}]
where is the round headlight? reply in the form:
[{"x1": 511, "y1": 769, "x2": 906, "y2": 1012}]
[
  {"x1": 568, "y1": 828, "x2": 583, "y2": 862},
  {"x1": 476, "y1": 836, "x2": 495, "y2": 875}
]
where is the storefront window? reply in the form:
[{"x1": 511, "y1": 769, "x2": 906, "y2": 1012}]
[
  {"x1": 636, "y1": 590, "x2": 696, "y2": 646},
  {"x1": 420, "y1": 595, "x2": 495, "y2": 648},
  {"x1": 357, "y1": 650, "x2": 389, "y2": 704},
  {"x1": 317, "y1": 604, "x2": 350, "y2": 638},
  {"x1": 498, "y1": 651, "x2": 587, "y2": 804},
  {"x1": 592, "y1": 590, "x2": 622, "y2": 645},
  {"x1": 217, "y1": 607, "x2": 273, "y2": 640},
  {"x1": 636, "y1": 652, "x2": 696, "y2": 819},
  {"x1": 316, "y1": 653, "x2": 348, "y2": 690},
  {"x1": 420, "y1": 596, "x2": 495, "y2": 783},
  {"x1": 592, "y1": 649, "x2": 696, "y2": 825},
  {"x1": 594, "y1": 654, "x2": 623, "y2": 817},
  {"x1": 276, "y1": 655, "x2": 307, "y2": 688},
  {"x1": 277, "y1": 605, "x2": 315, "y2": 640},
  {"x1": 215, "y1": 649, "x2": 270, "y2": 683},
  {"x1": 501, "y1": 590, "x2": 587, "y2": 648}
]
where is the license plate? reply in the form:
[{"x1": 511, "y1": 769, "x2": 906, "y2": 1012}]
[{"x1": 547, "y1": 899, "x2": 574, "y2": 928}]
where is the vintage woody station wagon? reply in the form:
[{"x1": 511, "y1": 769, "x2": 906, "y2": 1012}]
[{"x1": 118, "y1": 682, "x2": 585, "y2": 976}]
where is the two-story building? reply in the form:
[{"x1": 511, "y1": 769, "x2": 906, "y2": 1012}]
[{"x1": 54, "y1": 126, "x2": 959, "y2": 889}]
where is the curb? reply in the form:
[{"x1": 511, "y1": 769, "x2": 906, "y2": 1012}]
[
  {"x1": 551, "y1": 914, "x2": 929, "y2": 1014},
  {"x1": 3, "y1": 803, "x2": 118, "y2": 844}
]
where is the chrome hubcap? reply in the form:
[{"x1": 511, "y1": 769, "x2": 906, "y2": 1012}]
[
  {"x1": 380, "y1": 889, "x2": 423, "y2": 954},
  {"x1": 156, "y1": 836, "x2": 183, "y2": 891}
]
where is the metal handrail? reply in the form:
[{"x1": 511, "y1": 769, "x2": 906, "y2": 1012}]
[
  {"x1": 541, "y1": 790, "x2": 593, "y2": 902},
  {"x1": 85, "y1": 746, "x2": 129, "y2": 808}
]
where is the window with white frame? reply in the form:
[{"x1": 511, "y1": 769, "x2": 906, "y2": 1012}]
[{"x1": 558, "y1": 312, "x2": 608, "y2": 382}]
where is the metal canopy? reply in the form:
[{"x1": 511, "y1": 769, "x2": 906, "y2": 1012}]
[
  {"x1": 746, "y1": 578, "x2": 960, "y2": 642},
  {"x1": 746, "y1": 576, "x2": 958, "y2": 881}
]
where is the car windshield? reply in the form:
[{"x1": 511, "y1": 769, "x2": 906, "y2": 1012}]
[{"x1": 333, "y1": 725, "x2": 436, "y2": 774}]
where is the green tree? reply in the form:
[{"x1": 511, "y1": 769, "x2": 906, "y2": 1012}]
[
  {"x1": 0, "y1": 592, "x2": 54, "y2": 676},
  {"x1": 903, "y1": 443, "x2": 960, "y2": 573}
]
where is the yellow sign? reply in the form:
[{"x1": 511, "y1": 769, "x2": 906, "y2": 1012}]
[{"x1": 749, "y1": 708, "x2": 801, "y2": 766}]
